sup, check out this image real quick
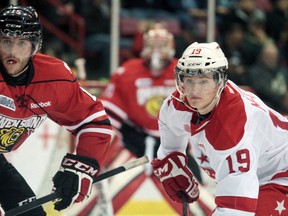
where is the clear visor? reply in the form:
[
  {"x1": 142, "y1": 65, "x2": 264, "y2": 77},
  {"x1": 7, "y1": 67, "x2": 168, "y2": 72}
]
[
  {"x1": 0, "y1": 34, "x2": 40, "y2": 56},
  {"x1": 0, "y1": 35, "x2": 40, "y2": 57},
  {"x1": 175, "y1": 66, "x2": 227, "y2": 95},
  {"x1": 175, "y1": 66, "x2": 222, "y2": 79},
  {"x1": 0, "y1": 25, "x2": 42, "y2": 50},
  {"x1": 175, "y1": 66, "x2": 227, "y2": 111}
]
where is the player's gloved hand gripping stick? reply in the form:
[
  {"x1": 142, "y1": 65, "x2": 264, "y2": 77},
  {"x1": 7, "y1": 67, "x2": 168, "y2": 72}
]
[
  {"x1": 5, "y1": 155, "x2": 148, "y2": 216},
  {"x1": 152, "y1": 151, "x2": 199, "y2": 203},
  {"x1": 52, "y1": 153, "x2": 100, "y2": 211}
]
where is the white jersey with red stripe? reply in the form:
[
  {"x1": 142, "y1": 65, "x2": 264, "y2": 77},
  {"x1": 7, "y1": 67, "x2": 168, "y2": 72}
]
[{"x1": 157, "y1": 80, "x2": 288, "y2": 215}]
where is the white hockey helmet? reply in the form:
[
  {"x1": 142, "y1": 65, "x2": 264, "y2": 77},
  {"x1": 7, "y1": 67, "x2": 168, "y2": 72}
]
[{"x1": 175, "y1": 42, "x2": 228, "y2": 97}]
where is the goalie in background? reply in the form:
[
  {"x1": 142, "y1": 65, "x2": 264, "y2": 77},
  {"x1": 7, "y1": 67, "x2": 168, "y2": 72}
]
[
  {"x1": 152, "y1": 41, "x2": 288, "y2": 215},
  {"x1": 0, "y1": 5, "x2": 112, "y2": 215}
]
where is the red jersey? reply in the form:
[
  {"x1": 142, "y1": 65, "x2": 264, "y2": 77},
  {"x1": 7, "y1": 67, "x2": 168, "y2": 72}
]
[
  {"x1": 0, "y1": 53, "x2": 112, "y2": 165},
  {"x1": 100, "y1": 58, "x2": 177, "y2": 137}
]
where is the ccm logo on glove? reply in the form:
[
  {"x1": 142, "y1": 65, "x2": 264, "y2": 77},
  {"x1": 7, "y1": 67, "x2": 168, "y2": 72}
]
[
  {"x1": 62, "y1": 158, "x2": 98, "y2": 176},
  {"x1": 152, "y1": 151, "x2": 199, "y2": 203},
  {"x1": 52, "y1": 153, "x2": 100, "y2": 211},
  {"x1": 154, "y1": 154, "x2": 187, "y2": 178}
]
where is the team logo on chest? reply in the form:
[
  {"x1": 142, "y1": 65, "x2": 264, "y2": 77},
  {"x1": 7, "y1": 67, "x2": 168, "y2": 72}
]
[
  {"x1": 145, "y1": 95, "x2": 166, "y2": 118},
  {"x1": 137, "y1": 85, "x2": 175, "y2": 118},
  {"x1": 0, "y1": 127, "x2": 25, "y2": 152},
  {"x1": 0, "y1": 115, "x2": 47, "y2": 152}
]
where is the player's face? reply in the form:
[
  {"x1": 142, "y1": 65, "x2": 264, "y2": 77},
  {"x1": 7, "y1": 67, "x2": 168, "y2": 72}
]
[
  {"x1": 0, "y1": 36, "x2": 32, "y2": 77},
  {"x1": 183, "y1": 75, "x2": 219, "y2": 113}
]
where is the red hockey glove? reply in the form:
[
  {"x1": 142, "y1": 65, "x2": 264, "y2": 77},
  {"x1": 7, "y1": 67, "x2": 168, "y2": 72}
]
[
  {"x1": 151, "y1": 151, "x2": 199, "y2": 203},
  {"x1": 52, "y1": 153, "x2": 100, "y2": 211}
]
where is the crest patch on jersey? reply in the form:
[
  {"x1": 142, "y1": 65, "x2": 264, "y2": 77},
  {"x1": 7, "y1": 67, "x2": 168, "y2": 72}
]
[
  {"x1": 145, "y1": 95, "x2": 166, "y2": 118},
  {"x1": 0, "y1": 95, "x2": 16, "y2": 111},
  {"x1": 0, "y1": 127, "x2": 25, "y2": 152},
  {"x1": 0, "y1": 115, "x2": 47, "y2": 152}
]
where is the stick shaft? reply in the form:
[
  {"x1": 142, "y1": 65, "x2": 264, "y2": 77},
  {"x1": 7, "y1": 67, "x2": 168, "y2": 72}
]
[
  {"x1": 182, "y1": 201, "x2": 189, "y2": 216},
  {"x1": 181, "y1": 192, "x2": 189, "y2": 216},
  {"x1": 6, "y1": 156, "x2": 148, "y2": 216}
]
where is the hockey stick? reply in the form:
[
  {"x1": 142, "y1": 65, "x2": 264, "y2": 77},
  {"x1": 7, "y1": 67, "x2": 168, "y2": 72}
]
[
  {"x1": 182, "y1": 201, "x2": 189, "y2": 216},
  {"x1": 5, "y1": 156, "x2": 149, "y2": 216},
  {"x1": 181, "y1": 192, "x2": 189, "y2": 216}
]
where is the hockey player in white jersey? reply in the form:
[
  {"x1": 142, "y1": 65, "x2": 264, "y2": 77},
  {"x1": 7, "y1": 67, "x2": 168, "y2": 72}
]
[{"x1": 151, "y1": 41, "x2": 288, "y2": 215}]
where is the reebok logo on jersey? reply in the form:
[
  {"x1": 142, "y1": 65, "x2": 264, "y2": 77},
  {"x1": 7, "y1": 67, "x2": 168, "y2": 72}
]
[{"x1": 30, "y1": 101, "x2": 51, "y2": 109}]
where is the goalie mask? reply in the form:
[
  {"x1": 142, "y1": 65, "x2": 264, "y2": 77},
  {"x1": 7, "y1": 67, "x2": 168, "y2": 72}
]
[
  {"x1": 174, "y1": 42, "x2": 228, "y2": 111},
  {"x1": 141, "y1": 25, "x2": 175, "y2": 77},
  {"x1": 0, "y1": 5, "x2": 42, "y2": 55}
]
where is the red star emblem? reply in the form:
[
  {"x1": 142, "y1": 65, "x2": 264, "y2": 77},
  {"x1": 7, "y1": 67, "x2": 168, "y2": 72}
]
[{"x1": 198, "y1": 153, "x2": 209, "y2": 164}]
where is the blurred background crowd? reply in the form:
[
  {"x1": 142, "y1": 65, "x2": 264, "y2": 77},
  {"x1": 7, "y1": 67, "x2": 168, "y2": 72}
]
[{"x1": 1, "y1": 0, "x2": 288, "y2": 113}]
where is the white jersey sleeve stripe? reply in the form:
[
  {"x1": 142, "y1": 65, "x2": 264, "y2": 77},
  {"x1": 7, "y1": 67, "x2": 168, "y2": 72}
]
[{"x1": 63, "y1": 110, "x2": 107, "y2": 130}]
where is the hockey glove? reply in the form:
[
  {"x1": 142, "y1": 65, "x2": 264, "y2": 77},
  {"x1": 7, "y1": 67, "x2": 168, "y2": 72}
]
[
  {"x1": 52, "y1": 153, "x2": 100, "y2": 211},
  {"x1": 151, "y1": 151, "x2": 199, "y2": 203}
]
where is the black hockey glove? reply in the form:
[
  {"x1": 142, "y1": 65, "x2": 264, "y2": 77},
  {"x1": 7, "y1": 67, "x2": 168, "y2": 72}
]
[{"x1": 52, "y1": 153, "x2": 100, "y2": 211}]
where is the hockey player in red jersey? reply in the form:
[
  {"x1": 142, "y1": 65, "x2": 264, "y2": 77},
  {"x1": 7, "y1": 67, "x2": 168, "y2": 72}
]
[
  {"x1": 0, "y1": 5, "x2": 112, "y2": 215},
  {"x1": 152, "y1": 41, "x2": 288, "y2": 215}
]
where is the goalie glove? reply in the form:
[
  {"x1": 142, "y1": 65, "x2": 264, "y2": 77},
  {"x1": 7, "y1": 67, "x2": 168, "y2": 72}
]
[
  {"x1": 52, "y1": 153, "x2": 100, "y2": 211},
  {"x1": 151, "y1": 151, "x2": 199, "y2": 203}
]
